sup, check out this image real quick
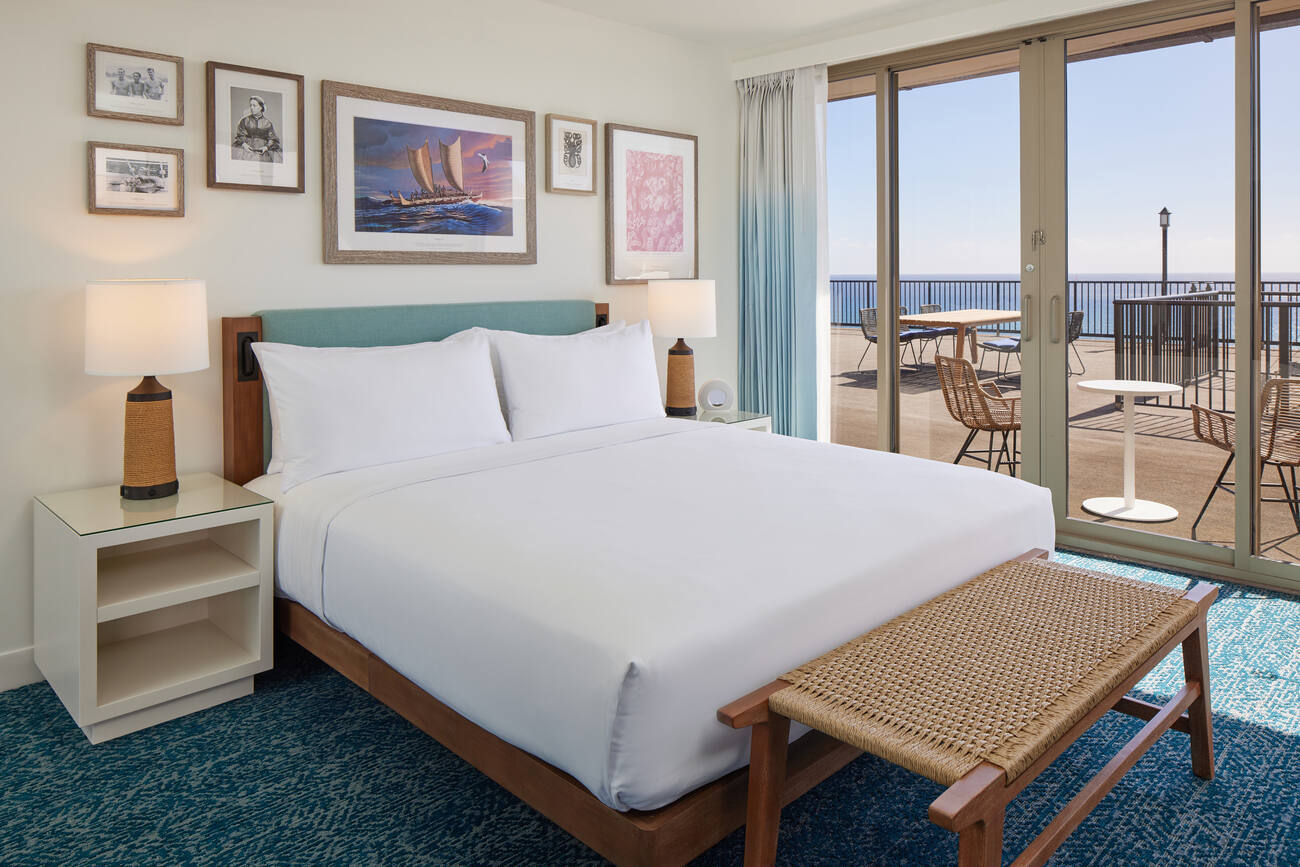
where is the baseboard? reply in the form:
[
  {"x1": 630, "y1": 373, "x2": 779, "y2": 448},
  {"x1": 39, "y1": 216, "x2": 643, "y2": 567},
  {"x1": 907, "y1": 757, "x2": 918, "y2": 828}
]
[{"x1": 0, "y1": 646, "x2": 43, "y2": 692}]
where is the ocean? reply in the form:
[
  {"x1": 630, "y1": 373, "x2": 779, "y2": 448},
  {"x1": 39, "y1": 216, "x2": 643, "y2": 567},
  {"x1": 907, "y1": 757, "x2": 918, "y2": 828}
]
[{"x1": 354, "y1": 198, "x2": 512, "y2": 236}]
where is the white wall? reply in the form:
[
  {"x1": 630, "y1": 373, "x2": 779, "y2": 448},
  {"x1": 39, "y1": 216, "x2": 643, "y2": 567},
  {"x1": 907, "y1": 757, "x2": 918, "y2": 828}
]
[
  {"x1": 0, "y1": 0, "x2": 738, "y2": 688},
  {"x1": 730, "y1": 0, "x2": 1145, "y2": 79}
]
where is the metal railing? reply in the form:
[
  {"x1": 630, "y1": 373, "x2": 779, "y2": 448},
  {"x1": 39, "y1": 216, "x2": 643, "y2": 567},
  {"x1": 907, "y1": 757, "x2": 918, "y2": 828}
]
[{"x1": 829, "y1": 278, "x2": 1275, "y2": 339}]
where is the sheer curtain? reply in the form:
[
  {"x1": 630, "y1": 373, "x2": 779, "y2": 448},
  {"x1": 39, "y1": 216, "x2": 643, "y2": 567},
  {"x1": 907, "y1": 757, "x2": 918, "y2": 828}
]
[{"x1": 736, "y1": 64, "x2": 829, "y2": 439}]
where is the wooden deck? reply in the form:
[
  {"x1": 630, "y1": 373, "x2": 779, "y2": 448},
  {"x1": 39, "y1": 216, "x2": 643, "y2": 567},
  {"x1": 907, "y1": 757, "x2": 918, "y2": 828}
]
[{"x1": 829, "y1": 326, "x2": 1300, "y2": 563}]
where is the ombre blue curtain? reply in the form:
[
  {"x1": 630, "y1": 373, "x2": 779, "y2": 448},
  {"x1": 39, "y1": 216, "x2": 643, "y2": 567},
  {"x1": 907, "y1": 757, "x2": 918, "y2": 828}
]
[{"x1": 737, "y1": 65, "x2": 828, "y2": 439}]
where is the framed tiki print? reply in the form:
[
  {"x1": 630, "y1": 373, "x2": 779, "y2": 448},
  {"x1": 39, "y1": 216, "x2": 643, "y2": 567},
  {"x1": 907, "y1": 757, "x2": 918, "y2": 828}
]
[
  {"x1": 206, "y1": 61, "x2": 305, "y2": 192},
  {"x1": 545, "y1": 114, "x2": 596, "y2": 195},
  {"x1": 322, "y1": 80, "x2": 536, "y2": 264},
  {"x1": 86, "y1": 43, "x2": 183, "y2": 125},
  {"x1": 87, "y1": 141, "x2": 184, "y2": 217},
  {"x1": 604, "y1": 124, "x2": 698, "y2": 285}
]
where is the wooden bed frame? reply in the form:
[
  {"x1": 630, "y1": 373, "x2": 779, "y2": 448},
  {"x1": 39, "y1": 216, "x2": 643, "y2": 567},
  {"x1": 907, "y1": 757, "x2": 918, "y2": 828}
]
[{"x1": 219, "y1": 307, "x2": 863, "y2": 866}]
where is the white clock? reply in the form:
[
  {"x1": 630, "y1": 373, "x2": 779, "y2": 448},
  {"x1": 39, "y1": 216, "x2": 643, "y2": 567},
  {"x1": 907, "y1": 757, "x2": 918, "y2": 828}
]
[{"x1": 698, "y1": 379, "x2": 735, "y2": 411}]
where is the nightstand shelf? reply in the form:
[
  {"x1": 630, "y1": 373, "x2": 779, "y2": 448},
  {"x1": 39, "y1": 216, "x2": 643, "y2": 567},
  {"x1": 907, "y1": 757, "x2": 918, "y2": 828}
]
[
  {"x1": 98, "y1": 617, "x2": 258, "y2": 707},
  {"x1": 98, "y1": 537, "x2": 260, "y2": 622},
  {"x1": 34, "y1": 472, "x2": 272, "y2": 743}
]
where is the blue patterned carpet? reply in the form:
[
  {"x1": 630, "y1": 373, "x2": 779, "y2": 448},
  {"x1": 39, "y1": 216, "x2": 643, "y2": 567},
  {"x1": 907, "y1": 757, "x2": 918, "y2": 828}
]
[{"x1": 4, "y1": 551, "x2": 1300, "y2": 865}]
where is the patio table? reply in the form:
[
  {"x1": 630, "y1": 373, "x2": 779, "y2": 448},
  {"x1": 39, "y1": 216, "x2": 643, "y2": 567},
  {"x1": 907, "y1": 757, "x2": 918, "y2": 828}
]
[
  {"x1": 1076, "y1": 379, "x2": 1183, "y2": 523},
  {"x1": 897, "y1": 309, "x2": 1021, "y2": 360}
]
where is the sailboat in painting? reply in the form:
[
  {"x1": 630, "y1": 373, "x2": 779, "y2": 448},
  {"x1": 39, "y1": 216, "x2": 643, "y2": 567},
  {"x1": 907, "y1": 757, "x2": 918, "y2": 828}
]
[{"x1": 386, "y1": 137, "x2": 482, "y2": 207}]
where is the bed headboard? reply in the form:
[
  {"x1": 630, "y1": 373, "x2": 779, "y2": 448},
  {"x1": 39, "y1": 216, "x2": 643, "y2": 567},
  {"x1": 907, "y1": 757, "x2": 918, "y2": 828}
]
[{"x1": 221, "y1": 300, "x2": 609, "y2": 485}]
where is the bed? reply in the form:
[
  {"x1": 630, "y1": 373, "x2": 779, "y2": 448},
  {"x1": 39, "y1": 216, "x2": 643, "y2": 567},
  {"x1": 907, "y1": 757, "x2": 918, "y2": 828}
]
[{"x1": 220, "y1": 300, "x2": 1055, "y2": 864}]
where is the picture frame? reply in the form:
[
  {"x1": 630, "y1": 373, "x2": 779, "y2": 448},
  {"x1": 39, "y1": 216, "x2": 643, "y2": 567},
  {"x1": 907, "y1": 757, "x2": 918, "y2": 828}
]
[
  {"x1": 322, "y1": 79, "x2": 536, "y2": 265},
  {"x1": 545, "y1": 114, "x2": 596, "y2": 195},
  {"x1": 206, "y1": 61, "x2": 305, "y2": 193},
  {"x1": 86, "y1": 43, "x2": 183, "y2": 125},
  {"x1": 87, "y1": 141, "x2": 185, "y2": 217},
  {"x1": 604, "y1": 123, "x2": 698, "y2": 285}
]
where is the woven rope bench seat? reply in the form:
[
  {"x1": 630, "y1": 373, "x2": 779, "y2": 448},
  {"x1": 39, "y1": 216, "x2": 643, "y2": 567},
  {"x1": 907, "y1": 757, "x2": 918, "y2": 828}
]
[
  {"x1": 768, "y1": 558, "x2": 1197, "y2": 787},
  {"x1": 719, "y1": 549, "x2": 1218, "y2": 867}
]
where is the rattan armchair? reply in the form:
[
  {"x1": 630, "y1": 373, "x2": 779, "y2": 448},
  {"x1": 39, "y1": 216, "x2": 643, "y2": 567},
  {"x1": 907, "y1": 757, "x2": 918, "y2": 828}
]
[
  {"x1": 936, "y1": 355, "x2": 1021, "y2": 476},
  {"x1": 1190, "y1": 378, "x2": 1300, "y2": 534}
]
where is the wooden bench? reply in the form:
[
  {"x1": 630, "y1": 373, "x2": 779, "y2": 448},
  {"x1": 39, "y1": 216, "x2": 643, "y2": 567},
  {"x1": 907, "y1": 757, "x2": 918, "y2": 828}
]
[{"x1": 718, "y1": 550, "x2": 1216, "y2": 867}]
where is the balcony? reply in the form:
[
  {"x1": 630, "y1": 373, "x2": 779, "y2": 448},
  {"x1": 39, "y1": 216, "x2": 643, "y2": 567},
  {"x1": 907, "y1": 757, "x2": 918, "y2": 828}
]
[{"x1": 829, "y1": 279, "x2": 1300, "y2": 563}]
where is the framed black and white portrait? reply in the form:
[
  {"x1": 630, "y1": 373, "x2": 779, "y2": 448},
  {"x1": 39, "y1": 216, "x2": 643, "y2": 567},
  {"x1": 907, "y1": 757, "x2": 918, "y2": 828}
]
[
  {"x1": 86, "y1": 43, "x2": 183, "y2": 125},
  {"x1": 206, "y1": 62, "x2": 305, "y2": 192},
  {"x1": 545, "y1": 114, "x2": 596, "y2": 195},
  {"x1": 87, "y1": 141, "x2": 184, "y2": 217}
]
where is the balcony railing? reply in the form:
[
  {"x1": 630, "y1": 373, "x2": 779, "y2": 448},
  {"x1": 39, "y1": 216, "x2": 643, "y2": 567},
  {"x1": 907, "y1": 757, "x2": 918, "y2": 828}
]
[{"x1": 830, "y1": 278, "x2": 1300, "y2": 341}]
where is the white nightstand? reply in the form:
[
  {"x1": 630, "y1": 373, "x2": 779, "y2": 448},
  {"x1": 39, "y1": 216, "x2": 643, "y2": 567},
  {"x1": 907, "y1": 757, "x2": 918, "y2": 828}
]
[
  {"x1": 695, "y1": 409, "x2": 773, "y2": 432},
  {"x1": 33, "y1": 472, "x2": 273, "y2": 743}
]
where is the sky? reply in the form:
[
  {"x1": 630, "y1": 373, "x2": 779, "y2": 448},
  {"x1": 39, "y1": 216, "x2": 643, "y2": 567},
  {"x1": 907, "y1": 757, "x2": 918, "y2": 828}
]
[
  {"x1": 353, "y1": 118, "x2": 515, "y2": 202},
  {"x1": 829, "y1": 25, "x2": 1300, "y2": 278}
]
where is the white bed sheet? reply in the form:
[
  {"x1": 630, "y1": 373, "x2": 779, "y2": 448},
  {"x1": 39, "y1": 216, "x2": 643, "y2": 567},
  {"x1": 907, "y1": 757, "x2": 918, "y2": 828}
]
[{"x1": 247, "y1": 419, "x2": 1054, "y2": 811}]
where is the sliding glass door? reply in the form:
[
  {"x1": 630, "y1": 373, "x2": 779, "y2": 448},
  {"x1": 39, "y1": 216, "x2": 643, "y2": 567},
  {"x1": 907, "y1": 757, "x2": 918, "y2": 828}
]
[{"x1": 825, "y1": 0, "x2": 1300, "y2": 589}]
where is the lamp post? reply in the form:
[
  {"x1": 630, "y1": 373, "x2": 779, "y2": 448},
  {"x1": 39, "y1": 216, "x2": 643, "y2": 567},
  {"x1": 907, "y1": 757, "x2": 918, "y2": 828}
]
[{"x1": 1158, "y1": 207, "x2": 1171, "y2": 295}]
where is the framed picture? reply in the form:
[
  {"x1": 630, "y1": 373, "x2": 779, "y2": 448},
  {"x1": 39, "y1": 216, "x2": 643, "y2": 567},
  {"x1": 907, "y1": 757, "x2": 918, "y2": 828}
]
[
  {"x1": 87, "y1": 141, "x2": 184, "y2": 217},
  {"x1": 206, "y1": 62, "x2": 305, "y2": 192},
  {"x1": 86, "y1": 43, "x2": 183, "y2": 125},
  {"x1": 322, "y1": 79, "x2": 536, "y2": 264},
  {"x1": 545, "y1": 114, "x2": 596, "y2": 195},
  {"x1": 605, "y1": 123, "x2": 698, "y2": 285}
]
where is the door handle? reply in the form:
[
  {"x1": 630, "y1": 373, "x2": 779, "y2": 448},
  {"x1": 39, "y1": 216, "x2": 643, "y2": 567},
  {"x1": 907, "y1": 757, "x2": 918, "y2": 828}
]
[
  {"x1": 1050, "y1": 296, "x2": 1063, "y2": 344},
  {"x1": 1022, "y1": 295, "x2": 1033, "y2": 342}
]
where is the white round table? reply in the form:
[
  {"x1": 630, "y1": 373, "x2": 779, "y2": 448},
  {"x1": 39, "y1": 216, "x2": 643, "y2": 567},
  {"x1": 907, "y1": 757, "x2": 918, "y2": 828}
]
[{"x1": 1076, "y1": 379, "x2": 1183, "y2": 523}]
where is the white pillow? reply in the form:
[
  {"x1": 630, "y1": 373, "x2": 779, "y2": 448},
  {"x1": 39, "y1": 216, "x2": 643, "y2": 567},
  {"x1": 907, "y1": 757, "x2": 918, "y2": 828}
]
[
  {"x1": 493, "y1": 319, "x2": 665, "y2": 440},
  {"x1": 449, "y1": 321, "x2": 627, "y2": 422},
  {"x1": 252, "y1": 333, "x2": 509, "y2": 491}
]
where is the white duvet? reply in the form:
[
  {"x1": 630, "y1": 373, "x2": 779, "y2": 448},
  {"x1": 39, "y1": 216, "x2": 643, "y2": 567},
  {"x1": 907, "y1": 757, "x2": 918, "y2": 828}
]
[{"x1": 249, "y1": 419, "x2": 1054, "y2": 811}]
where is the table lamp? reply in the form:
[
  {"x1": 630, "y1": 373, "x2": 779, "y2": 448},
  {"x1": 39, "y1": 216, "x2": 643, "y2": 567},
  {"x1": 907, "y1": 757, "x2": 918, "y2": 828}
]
[
  {"x1": 648, "y1": 279, "x2": 716, "y2": 417},
  {"x1": 85, "y1": 279, "x2": 209, "y2": 499}
]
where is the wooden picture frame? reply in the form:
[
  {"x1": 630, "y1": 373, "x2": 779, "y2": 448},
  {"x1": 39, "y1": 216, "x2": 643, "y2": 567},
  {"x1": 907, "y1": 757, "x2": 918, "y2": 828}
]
[
  {"x1": 605, "y1": 123, "x2": 698, "y2": 285},
  {"x1": 545, "y1": 114, "x2": 596, "y2": 195},
  {"x1": 87, "y1": 141, "x2": 184, "y2": 217},
  {"x1": 86, "y1": 43, "x2": 183, "y2": 125},
  {"x1": 206, "y1": 61, "x2": 305, "y2": 193},
  {"x1": 322, "y1": 80, "x2": 536, "y2": 265}
]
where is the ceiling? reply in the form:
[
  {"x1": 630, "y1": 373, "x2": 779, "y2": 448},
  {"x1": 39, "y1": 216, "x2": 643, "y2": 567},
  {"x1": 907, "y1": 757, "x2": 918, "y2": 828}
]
[{"x1": 534, "y1": 0, "x2": 947, "y2": 55}]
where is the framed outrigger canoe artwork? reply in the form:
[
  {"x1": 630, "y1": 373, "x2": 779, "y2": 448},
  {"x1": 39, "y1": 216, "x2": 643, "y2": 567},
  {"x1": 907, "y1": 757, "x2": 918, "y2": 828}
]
[{"x1": 322, "y1": 80, "x2": 536, "y2": 264}]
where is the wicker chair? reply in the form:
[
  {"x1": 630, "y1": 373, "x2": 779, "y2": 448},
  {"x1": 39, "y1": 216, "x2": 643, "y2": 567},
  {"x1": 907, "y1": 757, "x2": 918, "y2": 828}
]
[
  {"x1": 857, "y1": 307, "x2": 926, "y2": 369},
  {"x1": 1190, "y1": 378, "x2": 1300, "y2": 534},
  {"x1": 935, "y1": 355, "x2": 1021, "y2": 476}
]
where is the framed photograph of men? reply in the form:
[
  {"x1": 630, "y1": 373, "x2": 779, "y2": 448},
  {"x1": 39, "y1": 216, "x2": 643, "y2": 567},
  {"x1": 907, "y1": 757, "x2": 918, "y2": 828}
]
[
  {"x1": 86, "y1": 43, "x2": 183, "y2": 125},
  {"x1": 206, "y1": 61, "x2": 305, "y2": 192},
  {"x1": 87, "y1": 141, "x2": 184, "y2": 217}
]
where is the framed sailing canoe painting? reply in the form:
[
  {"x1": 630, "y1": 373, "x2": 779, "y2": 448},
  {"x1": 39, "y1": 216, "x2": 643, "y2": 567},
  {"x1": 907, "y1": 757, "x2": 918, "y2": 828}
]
[
  {"x1": 604, "y1": 123, "x2": 697, "y2": 285},
  {"x1": 322, "y1": 80, "x2": 536, "y2": 264}
]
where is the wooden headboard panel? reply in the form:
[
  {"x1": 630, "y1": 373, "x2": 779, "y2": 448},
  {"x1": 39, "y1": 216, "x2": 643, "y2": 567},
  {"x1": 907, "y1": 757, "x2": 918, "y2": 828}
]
[{"x1": 220, "y1": 300, "x2": 610, "y2": 485}]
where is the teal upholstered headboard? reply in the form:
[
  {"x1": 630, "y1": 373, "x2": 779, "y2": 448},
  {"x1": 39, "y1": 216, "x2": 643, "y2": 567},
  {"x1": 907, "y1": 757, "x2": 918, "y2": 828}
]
[{"x1": 221, "y1": 300, "x2": 601, "y2": 483}]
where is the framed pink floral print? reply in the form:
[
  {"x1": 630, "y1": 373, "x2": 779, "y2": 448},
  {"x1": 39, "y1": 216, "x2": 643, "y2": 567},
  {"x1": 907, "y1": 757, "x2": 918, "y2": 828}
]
[{"x1": 605, "y1": 123, "x2": 697, "y2": 285}]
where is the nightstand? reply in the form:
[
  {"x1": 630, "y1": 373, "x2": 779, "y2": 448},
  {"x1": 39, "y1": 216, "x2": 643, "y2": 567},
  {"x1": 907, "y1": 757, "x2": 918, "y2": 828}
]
[
  {"x1": 695, "y1": 409, "x2": 773, "y2": 432},
  {"x1": 33, "y1": 472, "x2": 273, "y2": 743}
]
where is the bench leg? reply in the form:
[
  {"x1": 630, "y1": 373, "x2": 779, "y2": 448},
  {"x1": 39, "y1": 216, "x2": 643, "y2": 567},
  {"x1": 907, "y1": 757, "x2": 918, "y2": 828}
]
[
  {"x1": 743, "y1": 712, "x2": 791, "y2": 867},
  {"x1": 1182, "y1": 615, "x2": 1215, "y2": 779},
  {"x1": 957, "y1": 812, "x2": 1004, "y2": 867}
]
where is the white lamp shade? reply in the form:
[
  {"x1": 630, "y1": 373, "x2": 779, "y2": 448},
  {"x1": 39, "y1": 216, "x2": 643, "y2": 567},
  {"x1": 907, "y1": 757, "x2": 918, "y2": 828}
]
[
  {"x1": 85, "y1": 279, "x2": 210, "y2": 376},
  {"x1": 648, "y1": 279, "x2": 717, "y2": 339}
]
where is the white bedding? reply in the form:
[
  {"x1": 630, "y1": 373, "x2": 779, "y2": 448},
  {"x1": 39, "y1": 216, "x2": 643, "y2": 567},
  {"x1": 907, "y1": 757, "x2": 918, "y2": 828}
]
[{"x1": 247, "y1": 419, "x2": 1054, "y2": 811}]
